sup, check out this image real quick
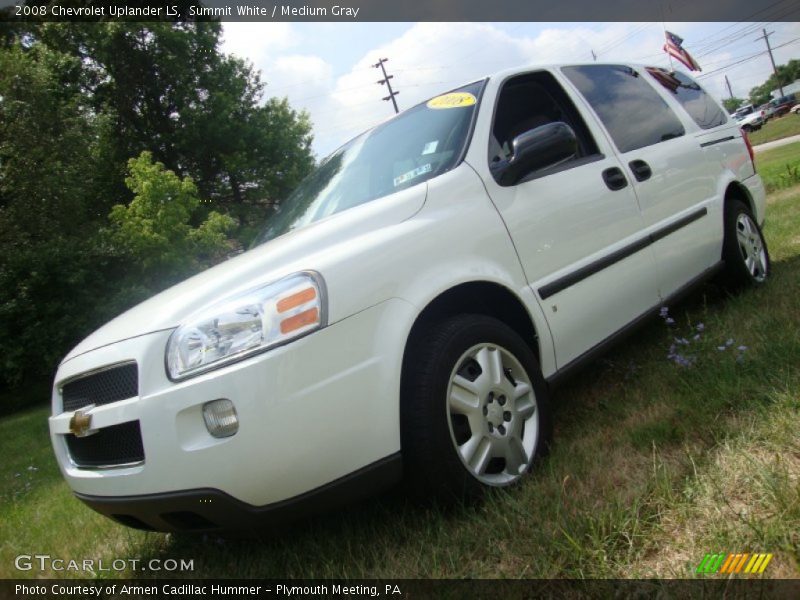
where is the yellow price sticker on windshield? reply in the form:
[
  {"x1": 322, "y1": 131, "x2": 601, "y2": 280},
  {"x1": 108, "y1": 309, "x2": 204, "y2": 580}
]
[{"x1": 427, "y1": 92, "x2": 477, "y2": 109}]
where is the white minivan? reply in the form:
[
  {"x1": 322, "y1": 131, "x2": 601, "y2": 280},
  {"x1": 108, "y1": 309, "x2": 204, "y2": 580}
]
[{"x1": 50, "y1": 63, "x2": 768, "y2": 533}]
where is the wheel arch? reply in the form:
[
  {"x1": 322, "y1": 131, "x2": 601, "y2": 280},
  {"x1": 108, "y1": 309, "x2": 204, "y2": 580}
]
[
  {"x1": 401, "y1": 281, "x2": 542, "y2": 381},
  {"x1": 724, "y1": 180, "x2": 756, "y2": 216}
]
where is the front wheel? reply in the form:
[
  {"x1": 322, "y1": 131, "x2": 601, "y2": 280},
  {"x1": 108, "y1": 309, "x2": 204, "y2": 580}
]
[
  {"x1": 721, "y1": 199, "x2": 770, "y2": 288},
  {"x1": 401, "y1": 314, "x2": 552, "y2": 500}
]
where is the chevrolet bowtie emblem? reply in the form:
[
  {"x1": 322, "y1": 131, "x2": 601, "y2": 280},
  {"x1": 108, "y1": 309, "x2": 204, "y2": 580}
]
[{"x1": 69, "y1": 407, "x2": 96, "y2": 437}]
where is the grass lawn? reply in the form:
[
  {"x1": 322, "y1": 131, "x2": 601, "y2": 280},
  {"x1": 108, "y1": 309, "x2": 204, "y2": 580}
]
[
  {"x1": 2, "y1": 154, "x2": 799, "y2": 580},
  {"x1": 756, "y1": 141, "x2": 800, "y2": 192},
  {"x1": 748, "y1": 113, "x2": 800, "y2": 146}
]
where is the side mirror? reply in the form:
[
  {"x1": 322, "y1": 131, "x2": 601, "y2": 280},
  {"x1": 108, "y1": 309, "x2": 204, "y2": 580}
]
[{"x1": 493, "y1": 122, "x2": 578, "y2": 186}]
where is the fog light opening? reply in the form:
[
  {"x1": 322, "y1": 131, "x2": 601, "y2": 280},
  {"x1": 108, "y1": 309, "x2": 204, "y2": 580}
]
[{"x1": 202, "y1": 399, "x2": 239, "y2": 438}]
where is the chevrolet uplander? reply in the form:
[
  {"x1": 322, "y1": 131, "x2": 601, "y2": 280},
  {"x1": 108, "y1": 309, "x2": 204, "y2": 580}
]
[{"x1": 50, "y1": 63, "x2": 769, "y2": 533}]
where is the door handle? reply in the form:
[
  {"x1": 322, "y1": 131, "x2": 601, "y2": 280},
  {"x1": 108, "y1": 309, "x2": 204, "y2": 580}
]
[
  {"x1": 602, "y1": 167, "x2": 628, "y2": 191},
  {"x1": 628, "y1": 159, "x2": 652, "y2": 182}
]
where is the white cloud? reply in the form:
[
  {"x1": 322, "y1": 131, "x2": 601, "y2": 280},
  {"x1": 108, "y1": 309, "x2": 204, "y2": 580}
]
[
  {"x1": 222, "y1": 21, "x2": 800, "y2": 157},
  {"x1": 310, "y1": 22, "x2": 674, "y2": 156},
  {"x1": 220, "y1": 22, "x2": 298, "y2": 60}
]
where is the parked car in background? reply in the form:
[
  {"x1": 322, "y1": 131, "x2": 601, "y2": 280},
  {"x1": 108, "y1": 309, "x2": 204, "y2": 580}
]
[
  {"x1": 49, "y1": 63, "x2": 769, "y2": 534},
  {"x1": 733, "y1": 104, "x2": 764, "y2": 132},
  {"x1": 769, "y1": 94, "x2": 796, "y2": 118},
  {"x1": 791, "y1": 103, "x2": 800, "y2": 115}
]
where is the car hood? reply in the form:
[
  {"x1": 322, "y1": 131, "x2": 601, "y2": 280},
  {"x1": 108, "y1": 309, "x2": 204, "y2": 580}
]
[{"x1": 62, "y1": 184, "x2": 427, "y2": 364}]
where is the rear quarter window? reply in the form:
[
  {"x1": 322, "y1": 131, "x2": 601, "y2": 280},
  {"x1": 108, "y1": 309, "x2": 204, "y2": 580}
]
[{"x1": 646, "y1": 68, "x2": 727, "y2": 130}]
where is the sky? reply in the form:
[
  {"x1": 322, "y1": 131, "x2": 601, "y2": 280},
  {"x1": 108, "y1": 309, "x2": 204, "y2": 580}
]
[{"x1": 220, "y1": 21, "x2": 800, "y2": 158}]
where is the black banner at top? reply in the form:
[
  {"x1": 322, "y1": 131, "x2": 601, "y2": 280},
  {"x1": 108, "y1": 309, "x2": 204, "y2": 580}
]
[{"x1": 2, "y1": 0, "x2": 799, "y2": 22}]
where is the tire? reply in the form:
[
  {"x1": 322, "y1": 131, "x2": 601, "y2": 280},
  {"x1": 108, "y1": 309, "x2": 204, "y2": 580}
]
[
  {"x1": 721, "y1": 199, "x2": 770, "y2": 289},
  {"x1": 742, "y1": 124, "x2": 752, "y2": 133},
  {"x1": 401, "y1": 314, "x2": 552, "y2": 501}
]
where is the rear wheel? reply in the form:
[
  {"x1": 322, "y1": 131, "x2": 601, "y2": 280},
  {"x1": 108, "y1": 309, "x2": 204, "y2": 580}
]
[
  {"x1": 401, "y1": 314, "x2": 552, "y2": 500},
  {"x1": 721, "y1": 199, "x2": 770, "y2": 288}
]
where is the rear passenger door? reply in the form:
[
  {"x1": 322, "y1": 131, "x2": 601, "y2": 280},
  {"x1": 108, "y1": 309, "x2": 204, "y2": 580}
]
[{"x1": 561, "y1": 65, "x2": 721, "y2": 299}]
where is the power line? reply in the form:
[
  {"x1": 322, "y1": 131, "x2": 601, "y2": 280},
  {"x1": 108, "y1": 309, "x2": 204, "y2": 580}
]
[{"x1": 697, "y1": 36, "x2": 800, "y2": 79}]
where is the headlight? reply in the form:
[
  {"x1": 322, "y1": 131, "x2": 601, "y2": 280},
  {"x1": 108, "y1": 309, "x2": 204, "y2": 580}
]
[{"x1": 166, "y1": 271, "x2": 326, "y2": 380}]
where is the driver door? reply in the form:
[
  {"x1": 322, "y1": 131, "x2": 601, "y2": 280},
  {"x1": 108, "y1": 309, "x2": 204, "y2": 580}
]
[{"x1": 476, "y1": 70, "x2": 660, "y2": 368}]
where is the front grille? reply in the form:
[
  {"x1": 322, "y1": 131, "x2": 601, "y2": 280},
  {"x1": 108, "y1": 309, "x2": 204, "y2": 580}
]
[
  {"x1": 66, "y1": 421, "x2": 145, "y2": 468},
  {"x1": 62, "y1": 362, "x2": 138, "y2": 412}
]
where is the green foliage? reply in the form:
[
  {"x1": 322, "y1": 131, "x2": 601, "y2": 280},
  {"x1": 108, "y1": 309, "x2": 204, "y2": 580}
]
[
  {"x1": 749, "y1": 58, "x2": 800, "y2": 105},
  {"x1": 755, "y1": 141, "x2": 800, "y2": 193},
  {"x1": 0, "y1": 23, "x2": 315, "y2": 396},
  {"x1": 721, "y1": 97, "x2": 743, "y2": 113},
  {"x1": 108, "y1": 152, "x2": 235, "y2": 278},
  {"x1": 36, "y1": 23, "x2": 315, "y2": 217}
]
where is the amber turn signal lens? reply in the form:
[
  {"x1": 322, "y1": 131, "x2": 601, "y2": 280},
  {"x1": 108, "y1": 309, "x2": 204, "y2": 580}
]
[
  {"x1": 276, "y1": 287, "x2": 317, "y2": 313},
  {"x1": 280, "y1": 307, "x2": 319, "y2": 334}
]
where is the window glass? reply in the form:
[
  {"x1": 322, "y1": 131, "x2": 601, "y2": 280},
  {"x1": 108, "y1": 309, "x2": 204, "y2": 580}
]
[
  {"x1": 253, "y1": 80, "x2": 484, "y2": 246},
  {"x1": 562, "y1": 65, "x2": 685, "y2": 153},
  {"x1": 646, "y1": 68, "x2": 727, "y2": 129},
  {"x1": 490, "y1": 71, "x2": 598, "y2": 163}
]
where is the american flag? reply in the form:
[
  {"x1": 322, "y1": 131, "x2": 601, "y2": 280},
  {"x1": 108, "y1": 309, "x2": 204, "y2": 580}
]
[{"x1": 663, "y1": 31, "x2": 702, "y2": 72}]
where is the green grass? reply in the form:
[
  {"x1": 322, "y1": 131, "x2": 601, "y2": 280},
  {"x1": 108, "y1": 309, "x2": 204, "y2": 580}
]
[
  {"x1": 748, "y1": 113, "x2": 800, "y2": 146},
  {"x1": 2, "y1": 181, "x2": 799, "y2": 579},
  {"x1": 756, "y1": 141, "x2": 800, "y2": 192}
]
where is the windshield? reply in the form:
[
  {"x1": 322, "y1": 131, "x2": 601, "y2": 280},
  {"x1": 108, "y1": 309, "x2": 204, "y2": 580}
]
[{"x1": 253, "y1": 80, "x2": 484, "y2": 246}]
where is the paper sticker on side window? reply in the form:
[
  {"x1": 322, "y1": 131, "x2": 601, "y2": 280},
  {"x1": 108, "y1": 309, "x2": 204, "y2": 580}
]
[{"x1": 393, "y1": 163, "x2": 432, "y2": 187}]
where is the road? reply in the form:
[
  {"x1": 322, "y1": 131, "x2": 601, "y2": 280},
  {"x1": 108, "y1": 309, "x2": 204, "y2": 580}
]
[{"x1": 753, "y1": 133, "x2": 800, "y2": 153}]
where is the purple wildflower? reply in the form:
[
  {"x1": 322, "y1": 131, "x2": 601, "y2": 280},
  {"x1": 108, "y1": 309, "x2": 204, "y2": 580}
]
[
  {"x1": 737, "y1": 345, "x2": 748, "y2": 352},
  {"x1": 696, "y1": 323, "x2": 705, "y2": 332},
  {"x1": 717, "y1": 345, "x2": 726, "y2": 351},
  {"x1": 726, "y1": 338, "x2": 734, "y2": 347},
  {"x1": 693, "y1": 334, "x2": 701, "y2": 341},
  {"x1": 665, "y1": 317, "x2": 675, "y2": 325},
  {"x1": 659, "y1": 306, "x2": 669, "y2": 318}
]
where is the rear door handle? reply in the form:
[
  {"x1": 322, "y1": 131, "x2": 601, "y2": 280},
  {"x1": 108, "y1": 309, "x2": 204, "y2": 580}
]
[
  {"x1": 628, "y1": 159, "x2": 652, "y2": 182},
  {"x1": 602, "y1": 167, "x2": 628, "y2": 191}
]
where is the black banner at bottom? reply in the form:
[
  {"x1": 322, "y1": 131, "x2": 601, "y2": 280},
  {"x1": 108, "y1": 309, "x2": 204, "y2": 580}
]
[{"x1": 2, "y1": 579, "x2": 800, "y2": 600}]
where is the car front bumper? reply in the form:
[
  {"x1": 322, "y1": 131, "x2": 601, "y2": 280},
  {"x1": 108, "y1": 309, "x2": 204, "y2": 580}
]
[
  {"x1": 75, "y1": 454, "x2": 402, "y2": 532},
  {"x1": 49, "y1": 298, "x2": 415, "y2": 531}
]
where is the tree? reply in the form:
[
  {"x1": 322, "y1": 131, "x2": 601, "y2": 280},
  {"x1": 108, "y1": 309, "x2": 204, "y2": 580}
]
[
  {"x1": 748, "y1": 59, "x2": 800, "y2": 105},
  {"x1": 108, "y1": 151, "x2": 235, "y2": 283},
  {"x1": 722, "y1": 97, "x2": 744, "y2": 113},
  {"x1": 36, "y1": 23, "x2": 315, "y2": 233},
  {"x1": 0, "y1": 23, "x2": 315, "y2": 395}
]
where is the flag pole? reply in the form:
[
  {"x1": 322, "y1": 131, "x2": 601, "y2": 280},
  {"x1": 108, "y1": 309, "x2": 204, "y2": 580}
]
[{"x1": 659, "y1": 4, "x2": 674, "y2": 71}]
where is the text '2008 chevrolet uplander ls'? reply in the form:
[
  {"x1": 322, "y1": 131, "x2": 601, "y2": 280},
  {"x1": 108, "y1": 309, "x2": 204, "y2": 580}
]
[{"x1": 50, "y1": 63, "x2": 769, "y2": 533}]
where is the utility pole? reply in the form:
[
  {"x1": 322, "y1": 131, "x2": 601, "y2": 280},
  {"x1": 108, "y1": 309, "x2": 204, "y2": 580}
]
[
  {"x1": 373, "y1": 58, "x2": 399, "y2": 114},
  {"x1": 591, "y1": 50, "x2": 597, "y2": 62},
  {"x1": 724, "y1": 75, "x2": 734, "y2": 99},
  {"x1": 755, "y1": 29, "x2": 784, "y2": 97}
]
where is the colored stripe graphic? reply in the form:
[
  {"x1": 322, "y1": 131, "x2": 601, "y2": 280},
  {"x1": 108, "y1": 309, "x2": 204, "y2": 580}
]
[{"x1": 696, "y1": 553, "x2": 773, "y2": 574}]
